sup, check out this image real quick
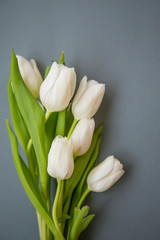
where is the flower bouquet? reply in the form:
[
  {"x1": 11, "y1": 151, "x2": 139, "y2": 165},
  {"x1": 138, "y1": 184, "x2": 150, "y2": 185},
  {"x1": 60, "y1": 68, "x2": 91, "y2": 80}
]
[{"x1": 6, "y1": 50, "x2": 124, "y2": 240}]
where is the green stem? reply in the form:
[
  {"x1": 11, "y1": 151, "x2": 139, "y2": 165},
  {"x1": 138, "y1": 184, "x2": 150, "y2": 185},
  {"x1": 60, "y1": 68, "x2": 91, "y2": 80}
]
[
  {"x1": 36, "y1": 211, "x2": 42, "y2": 240},
  {"x1": 45, "y1": 110, "x2": 52, "y2": 123},
  {"x1": 77, "y1": 189, "x2": 90, "y2": 208},
  {"x1": 52, "y1": 180, "x2": 65, "y2": 240},
  {"x1": 42, "y1": 219, "x2": 48, "y2": 240},
  {"x1": 67, "y1": 119, "x2": 78, "y2": 139},
  {"x1": 58, "y1": 180, "x2": 64, "y2": 218}
]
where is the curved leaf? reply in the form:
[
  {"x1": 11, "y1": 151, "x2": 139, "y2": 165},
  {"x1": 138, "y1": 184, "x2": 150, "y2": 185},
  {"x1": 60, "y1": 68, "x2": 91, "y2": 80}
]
[
  {"x1": 69, "y1": 136, "x2": 102, "y2": 215},
  {"x1": 10, "y1": 50, "x2": 48, "y2": 197},
  {"x1": 65, "y1": 104, "x2": 74, "y2": 136},
  {"x1": 63, "y1": 125, "x2": 103, "y2": 205},
  {"x1": 6, "y1": 120, "x2": 61, "y2": 240},
  {"x1": 44, "y1": 65, "x2": 51, "y2": 79},
  {"x1": 8, "y1": 75, "x2": 38, "y2": 179},
  {"x1": 67, "y1": 206, "x2": 94, "y2": 240},
  {"x1": 45, "y1": 112, "x2": 58, "y2": 155}
]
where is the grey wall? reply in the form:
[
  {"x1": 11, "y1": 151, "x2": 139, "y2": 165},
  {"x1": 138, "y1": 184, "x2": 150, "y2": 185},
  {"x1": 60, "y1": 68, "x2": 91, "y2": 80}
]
[{"x1": 0, "y1": 0, "x2": 160, "y2": 239}]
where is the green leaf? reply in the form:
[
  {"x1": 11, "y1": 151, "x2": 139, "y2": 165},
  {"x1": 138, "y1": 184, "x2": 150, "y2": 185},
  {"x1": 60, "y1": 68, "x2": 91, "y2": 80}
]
[
  {"x1": 63, "y1": 125, "x2": 103, "y2": 206},
  {"x1": 10, "y1": 50, "x2": 48, "y2": 197},
  {"x1": 69, "y1": 136, "x2": 102, "y2": 214},
  {"x1": 55, "y1": 109, "x2": 66, "y2": 137},
  {"x1": 58, "y1": 51, "x2": 65, "y2": 65},
  {"x1": 52, "y1": 52, "x2": 65, "y2": 65},
  {"x1": 44, "y1": 65, "x2": 51, "y2": 79},
  {"x1": 65, "y1": 104, "x2": 74, "y2": 136},
  {"x1": 6, "y1": 120, "x2": 60, "y2": 239},
  {"x1": 45, "y1": 112, "x2": 58, "y2": 155},
  {"x1": 67, "y1": 206, "x2": 94, "y2": 240},
  {"x1": 8, "y1": 74, "x2": 38, "y2": 180},
  {"x1": 8, "y1": 74, "x2": 29, "y2": 153},
  {"x1": 58, "y1": 214, "x2": 71, "y2": 223},
  {"x1": 61, "y1": 126, "x2": 103, "y2": 233}
]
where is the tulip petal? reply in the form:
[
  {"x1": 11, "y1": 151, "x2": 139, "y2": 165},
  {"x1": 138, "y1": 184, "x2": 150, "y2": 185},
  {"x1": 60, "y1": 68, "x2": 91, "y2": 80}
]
[
  {"x1": 40, "y1": 62, "x2": 76, "y2": 112},
  {"x1": 87, "y1": 155, "x2": 124, "y2": 192},
  {"x1": 17, "y1": 55, "x2": 42, "y2": 98},
  {"x1": 72, "y1": 76, "x2": 105, "y2": 120},
  {"x1": 47, "y1": 136, "x2": 74, "y2": 180}
]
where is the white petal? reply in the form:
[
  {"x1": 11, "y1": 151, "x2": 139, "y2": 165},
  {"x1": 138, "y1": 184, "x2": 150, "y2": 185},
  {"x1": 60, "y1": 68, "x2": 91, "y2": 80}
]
[
  {"x1": 17, "y1": 55, "x2": 42, "y2": 98},
  {"x1": 47, "y1": 136, "x2": 74, "y2": 180},
  {"x1": 72, "y1": 76, "x2": 87, "y2": 117}
]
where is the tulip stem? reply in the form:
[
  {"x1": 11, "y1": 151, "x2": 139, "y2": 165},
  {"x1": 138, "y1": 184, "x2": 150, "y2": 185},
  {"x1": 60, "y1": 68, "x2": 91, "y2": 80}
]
[
  {"x1": 52, "y1": 180, "x2": 65, "y2": 240},
  {"x1": 45, "y1": 110, "x2": 52, "y2": 123},
  {"x1": 67, "y1": 119, "x2": 78, "y2": 139},
  {"x1": 36, "y1": 211, "x2": 42, "y2": 240},
  {"x1": 77, "y1": 188, "x2": 90, "y2": 208}
]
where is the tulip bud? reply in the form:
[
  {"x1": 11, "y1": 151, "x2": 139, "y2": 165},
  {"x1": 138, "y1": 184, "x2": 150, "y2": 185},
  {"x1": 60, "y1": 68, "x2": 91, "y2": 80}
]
[
  {"x1": 70, "y1": 118, "x2": 95, "y2": 157},
  {"x1": 87, "y1": 156, "x2": 124, "y2": 192},
  {"x1": 72, "y1": 76, "x2": 105, "y2": 120},
  {"x1": 40, "y1": 62, "x2": 76, "y2": 112},
  {"x1": 16, "y1": 55, "x2": 43, "y2": 98},
  {"x1": 47, "y1": 135, "x2": 74, "y2": 180}
]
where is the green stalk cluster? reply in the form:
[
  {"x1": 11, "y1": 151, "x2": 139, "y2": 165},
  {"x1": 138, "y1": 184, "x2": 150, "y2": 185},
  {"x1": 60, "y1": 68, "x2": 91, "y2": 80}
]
[{"x1": 6, "y1": 50, "x2": 103, "y2": 240}]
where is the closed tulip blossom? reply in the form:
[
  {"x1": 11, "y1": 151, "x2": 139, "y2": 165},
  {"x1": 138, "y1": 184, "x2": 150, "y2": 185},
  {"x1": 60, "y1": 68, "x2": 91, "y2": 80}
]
[
  {"x1": 72, "y1": 76, "x2": 105, "y2": 120},
  {"x1": 47, "y1": 135, "x2": 74, "y2": 180},
  {"x1": 70, "y1": 118, "x2": 95, "y2": 157},
  {"x1": 40, "y1": 62, "x2": 76, "y2": 112},
  {"x1": 16, "y1": 55, "x2": 43, "y2": 98},
  {"x1": 87, "y1": 156, "x2": 124, "y2": 192}
]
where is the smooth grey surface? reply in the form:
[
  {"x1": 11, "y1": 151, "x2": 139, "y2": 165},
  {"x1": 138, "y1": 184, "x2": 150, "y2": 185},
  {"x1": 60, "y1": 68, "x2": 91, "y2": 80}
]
[{"x1": 0, "y1": 0, "x2": 160, "y2": 239}]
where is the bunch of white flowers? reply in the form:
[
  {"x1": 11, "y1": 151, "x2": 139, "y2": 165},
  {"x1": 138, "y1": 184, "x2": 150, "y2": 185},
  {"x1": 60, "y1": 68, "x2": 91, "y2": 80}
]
[{"x1": 7, "y1": 51, "x2": 125, "y2": 240}]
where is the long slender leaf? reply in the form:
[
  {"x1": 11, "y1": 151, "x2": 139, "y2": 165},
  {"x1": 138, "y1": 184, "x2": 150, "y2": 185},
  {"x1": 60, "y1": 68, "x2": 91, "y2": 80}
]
[
  {"x1": 65, "y1": 104, "x2": 74, "y2": 136},
  {"x1": 45, "y1": 112, "x2": 58, "y2": 155},
  {"x1": 61, "y1": 126, "x2": 103, "y2": 233},
  {"x1": 44, "y1": 65, "x2": 51, "y2": 79},
  {"x1": 63, "y1": 125, "x2": 103, "y2": 205},
  {"x1": 10, "y1": 50, "x2": 48, "y2": 197},
  {"x1": 6, "y1": 120, "x2": 61, "y2": 239},
  {"x1": 69, "y1": 136, "x2": 102, "y2": 215},
  {"x1": 8, "y1": 74, "x2": 38, "y2": 179}
]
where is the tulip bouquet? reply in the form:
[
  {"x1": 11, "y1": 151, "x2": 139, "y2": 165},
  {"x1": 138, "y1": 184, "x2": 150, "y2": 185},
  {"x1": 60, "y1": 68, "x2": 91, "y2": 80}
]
[{"x1": 6, "y1": 50, "x2": 124, "y2": 240}]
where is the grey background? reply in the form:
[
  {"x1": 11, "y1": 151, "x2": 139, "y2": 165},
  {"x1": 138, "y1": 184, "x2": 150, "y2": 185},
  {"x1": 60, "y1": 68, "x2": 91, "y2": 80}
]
[{"x1": 0, "y1": 0, "x2": 160, "y2": 239}]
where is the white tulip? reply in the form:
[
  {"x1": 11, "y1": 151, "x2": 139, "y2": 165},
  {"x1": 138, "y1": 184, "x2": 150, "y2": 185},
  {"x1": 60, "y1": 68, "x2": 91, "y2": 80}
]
[
  {"x1": 16, "y1": 55, "x2": 43, "y2": 98},
  {"x1": 47, "y1": 135, "x2": 74, "y2": 180},
  {"x1": 40, "y1": 62, "x2": 76, "y2": 112},
  {"x1": 72, "y1": 76, "x2": 105, "y2": 120},
  {"x1": 70, "y1": 118, "x2": 95, "y2": 157},
  {"x1": 87, "y1": 155, "x2": 124, "y2": 192}
]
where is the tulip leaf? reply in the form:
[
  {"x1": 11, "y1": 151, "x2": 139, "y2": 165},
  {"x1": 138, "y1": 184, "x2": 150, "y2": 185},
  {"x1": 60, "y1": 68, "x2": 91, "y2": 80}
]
[
  {"x1": 67, "y1": 206, "x2": 95, "y2": 240},
  {"x1": 65, "y1": 104, "x2": 74, "y2": 136},
  {"x1": 52, "y1": 52, "x2": 65, "y2": 65},
  {"x1": 61, "y1": 126, "x2": 103, "y2": 233},
  {"x1": 58, "y1": 51, "x2": 65, "y2": 65},
  {"x1": 55, "y1": 109, "x2": 66, "y2": 137},
  {"x1": 8, "y1": 74, "x2": 38, "y2": 180},
  {"x1": 8, "y1": 75, "x2": 29, "y2": 153},
  {"x1": 58, "y1": 214, "x2": 71, "y2": 223},
  {"x1": 45, "y1": 112, "x2": 58, "y2": 155},
  {"x1": 63, "y1": 125, "x2": 103, "y2": 206},
  {"x1": 6, "y1": 120, "x2": 60, "y2": 239},
  {"x1": 44, "y1": 65, "x2": 51, "y2": 79},
  {"x1": 10, "y1": 50, "x2": 48, "y2": 198},
  {"x1": 69, "y1": 136, "x2": 102, "y2": 215}
]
